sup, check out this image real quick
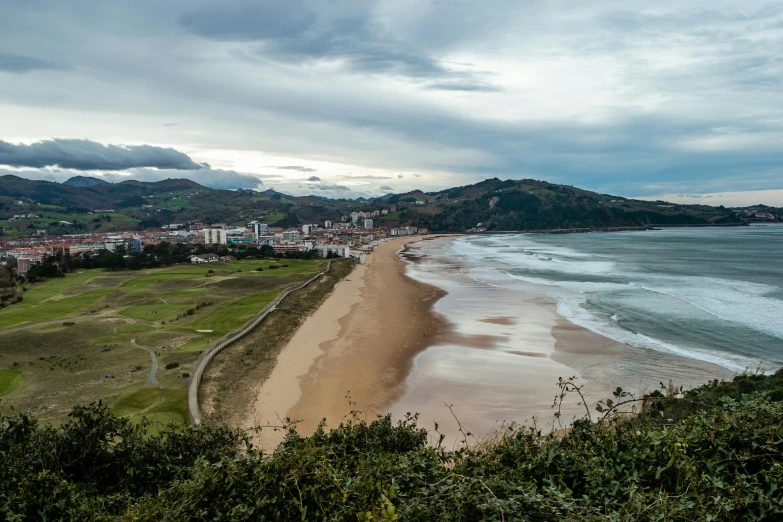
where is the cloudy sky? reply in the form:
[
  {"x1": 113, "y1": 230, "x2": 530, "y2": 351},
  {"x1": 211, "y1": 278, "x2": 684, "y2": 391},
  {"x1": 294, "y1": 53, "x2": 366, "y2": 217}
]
[{"x1": 1, "y1": 0, "x2": 781, "y2": 204}]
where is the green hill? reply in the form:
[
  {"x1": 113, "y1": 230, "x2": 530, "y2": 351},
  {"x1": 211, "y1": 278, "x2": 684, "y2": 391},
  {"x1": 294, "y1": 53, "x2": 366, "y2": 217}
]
[{"x1": 0, "y1": 175, "x2": 751, "y2": 237}]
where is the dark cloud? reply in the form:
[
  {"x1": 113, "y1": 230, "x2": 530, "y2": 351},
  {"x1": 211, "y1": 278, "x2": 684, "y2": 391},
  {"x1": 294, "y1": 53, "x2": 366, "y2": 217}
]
[
  {"x1": 306, "y1": 175, "x2": 321, "y2": 181},
  {"x1": 276, "y1": 165, "x2": 317, "y2": 172},
  {"x1": 0, "y1": 139, "x2": 203, "y2": 171},
  {"x1": 182, "y1": 0, "x2": 315, "y2": 41},
  {"x1": 413, "y1": 174, "x2": 421, "y2": 177},
  {"x1": 0, "y1": 54, "x2": 60, "y2": 73},
  {"x1": 108, "y1": 168, "x2": 262, "y2": 190},
  {"x1": 425, "y1": 81, "x2": 503, "y2": 92},
  {"x1": 6, "y1": 166, "x2": 263, "y2": 190},
  {"x1": 379, "y1": 185, "x2": 393, "y2": 191},
  {"x1": 397, "y1": 174, "x2": 404, "y2": 178},
  {"x1": 312, "y1": 183, "x2": 349, "y2": 191},
  {"x1": 183, "y1": 1, "x2": 497, "y2": 90}
]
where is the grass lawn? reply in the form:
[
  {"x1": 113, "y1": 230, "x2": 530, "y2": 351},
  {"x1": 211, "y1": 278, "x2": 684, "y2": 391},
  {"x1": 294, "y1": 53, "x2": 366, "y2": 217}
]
[
  {"x1": 263, "y1": 212, "x2": 284, "y2": 223},
  {"x1": 0, "y1": 288, "x2": 114, "y2": 329},
  {"x1": 23, "y1": 270, "x2": 105, "y2": 306},
  {"x1": 121, "y1": 302, "x2": 191, "y2": 321},
  {"x1": 111, "y1": 387, "x2": 189, "y2": 435},
  {"x1": 0, "y1": 258, "x2": 326, "y2": 429},
  {"x1": 0, "y1": 368, "x2": 23, "y2": 397}
]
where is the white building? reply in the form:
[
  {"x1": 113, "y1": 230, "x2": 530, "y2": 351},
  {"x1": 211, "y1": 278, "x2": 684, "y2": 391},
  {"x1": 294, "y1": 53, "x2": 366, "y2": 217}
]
[
  {"x1": 314, "y1": 244, "x2": 351, "y2": 258},
  {"x1": 201, "y1": 229, "x2": 227, "y2": 245},
  {"x1": 252, "y1": 223, "x2": 268, "y2": 237},
  {"x1": 225, "y1": 227, "x2": 247, "y2": 236},
  {"x1": 324, "y1": 220, "x2": 332, "y2": 229},
  {"x1": 350, "y1": 212, "x2": 359, "y2": 223},
  {"x1": 363, "y1": 218, "x2": 374, "y2": 230},
  {"x1": 282, "y1": 230, "x2": 300, "y2": 242},
  {"x1": 191, "y1": 254, "x2": 219, "y2": 264},
  {"x1": 302, "y1": 224, "x2": 314, "y2": 234}
]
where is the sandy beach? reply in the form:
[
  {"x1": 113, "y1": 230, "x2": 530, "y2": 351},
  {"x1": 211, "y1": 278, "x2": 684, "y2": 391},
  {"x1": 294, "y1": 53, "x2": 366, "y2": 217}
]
[{"x1": 243, "y1": 236, "x2": 446, "y2": 450}]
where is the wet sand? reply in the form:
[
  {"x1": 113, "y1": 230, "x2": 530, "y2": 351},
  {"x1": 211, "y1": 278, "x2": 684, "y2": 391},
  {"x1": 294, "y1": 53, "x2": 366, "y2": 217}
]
[
  {"x1": 389, "y1": 237, "x2": 733, "y2": 443},
  {"x1": 551, "y1": 318, "x2": 734, "y2": 394}
]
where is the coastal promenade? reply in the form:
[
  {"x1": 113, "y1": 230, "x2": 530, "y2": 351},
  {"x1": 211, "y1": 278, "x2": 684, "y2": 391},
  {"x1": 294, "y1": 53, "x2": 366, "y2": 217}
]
[{"x1": 188, "y1": 260, "x2": 332, "y2": 425}]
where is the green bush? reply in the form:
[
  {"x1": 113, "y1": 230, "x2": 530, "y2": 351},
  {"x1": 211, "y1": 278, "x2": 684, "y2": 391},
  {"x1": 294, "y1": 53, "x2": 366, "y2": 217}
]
[{"x1": 2, "y1": 372, "x2": 783, "y2": 520}]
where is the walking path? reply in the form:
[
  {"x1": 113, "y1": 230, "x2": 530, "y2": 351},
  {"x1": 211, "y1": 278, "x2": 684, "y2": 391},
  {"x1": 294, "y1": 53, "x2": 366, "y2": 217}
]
[{"x1": 131, "y1": 338, "x2": 163, "y2": 388}]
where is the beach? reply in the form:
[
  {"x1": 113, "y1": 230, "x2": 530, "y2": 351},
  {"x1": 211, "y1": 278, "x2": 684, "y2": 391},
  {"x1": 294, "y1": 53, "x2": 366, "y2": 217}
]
[
  {"x1": 243, "y1": 236, "x2": 447, "y2": 450},
  {"x1": 242, "y1": 234, "x2": 736, "y2": 449}
]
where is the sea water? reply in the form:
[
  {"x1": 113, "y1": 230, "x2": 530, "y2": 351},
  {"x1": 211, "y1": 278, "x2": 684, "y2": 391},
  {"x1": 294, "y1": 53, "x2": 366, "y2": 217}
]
[{"x1": 447, "y1": 225, "x2": 783, "y2": 373}]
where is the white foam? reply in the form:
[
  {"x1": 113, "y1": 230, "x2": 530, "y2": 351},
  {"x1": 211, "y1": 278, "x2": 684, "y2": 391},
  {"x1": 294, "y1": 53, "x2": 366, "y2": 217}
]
[{"x1": 448, "y1": 233, "x2": 782, "y2": 373}]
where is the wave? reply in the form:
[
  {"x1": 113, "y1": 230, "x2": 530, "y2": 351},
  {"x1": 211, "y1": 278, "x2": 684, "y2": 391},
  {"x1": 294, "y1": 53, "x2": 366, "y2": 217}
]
[{"x1": 451, "y1": 233, "x2": 783, "y2": 373}]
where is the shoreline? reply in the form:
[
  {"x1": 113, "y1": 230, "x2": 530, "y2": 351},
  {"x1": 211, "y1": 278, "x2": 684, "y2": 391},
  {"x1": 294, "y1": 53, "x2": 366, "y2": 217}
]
[
  {"x1": 242, "y1": 233, "x2": 737, "y2": 449},
  {"x1": 390, "y1": 236, "x2": 734, "y2": 442},
  {"x1": 243, "y1": 236, "x2": 448, "y2": 450}
]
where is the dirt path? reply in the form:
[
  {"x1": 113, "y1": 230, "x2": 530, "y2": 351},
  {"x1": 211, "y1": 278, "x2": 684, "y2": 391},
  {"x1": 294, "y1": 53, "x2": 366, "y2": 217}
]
[{"x1": 131, "y1": 338, "x2": 163, "y2": 388}]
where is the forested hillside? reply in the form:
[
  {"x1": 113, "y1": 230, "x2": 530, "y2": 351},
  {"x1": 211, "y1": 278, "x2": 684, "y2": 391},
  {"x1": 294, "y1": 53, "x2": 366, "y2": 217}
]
[{"x1": 0, "y1": 175, "x2": 746, "y2": 237}]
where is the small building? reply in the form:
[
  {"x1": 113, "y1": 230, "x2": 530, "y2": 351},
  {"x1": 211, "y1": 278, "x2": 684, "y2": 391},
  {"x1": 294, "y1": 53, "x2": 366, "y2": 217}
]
[
  {"x1": 191, "y1": 254, "x2": 219, "y2": 264},
  {"x1": 10, "y1": 256, "x2": 42, "y2": 276}
]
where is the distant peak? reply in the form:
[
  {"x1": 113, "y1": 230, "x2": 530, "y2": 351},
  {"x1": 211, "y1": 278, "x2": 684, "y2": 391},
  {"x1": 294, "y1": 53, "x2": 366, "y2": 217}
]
[{"x1": 62, "y1": 175, "x2": 108, "y2": 187}]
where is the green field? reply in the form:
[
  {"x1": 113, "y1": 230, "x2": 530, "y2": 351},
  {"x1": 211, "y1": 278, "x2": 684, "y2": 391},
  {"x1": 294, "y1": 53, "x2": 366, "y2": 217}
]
[
  {"x1": 379, "y1": 212, "x2": 399, "y2": 222},
  {"x1": 0, "y1": 258, "x2": 326, "y2": 427},
  {"x1": 0, "y1": 211, "x2": 140, "y2": 236},
  {"x1": 0, "y1": 368, "x2": 23, "y2": 397},
  {"x1": 263, "y1": 212, "x2": 284, "y2": 223}
]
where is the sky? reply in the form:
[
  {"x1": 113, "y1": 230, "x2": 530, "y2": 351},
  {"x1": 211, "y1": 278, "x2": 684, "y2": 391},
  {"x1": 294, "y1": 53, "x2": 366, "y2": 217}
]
[{"x1": 0, "y1": 0, "x2": 781, "y2": 205}]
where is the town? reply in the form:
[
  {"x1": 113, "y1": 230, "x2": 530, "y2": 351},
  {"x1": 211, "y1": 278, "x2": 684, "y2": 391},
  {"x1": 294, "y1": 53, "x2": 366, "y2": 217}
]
[{"x1": 0, "y1": 206, "x2": 426, "y2": 277}]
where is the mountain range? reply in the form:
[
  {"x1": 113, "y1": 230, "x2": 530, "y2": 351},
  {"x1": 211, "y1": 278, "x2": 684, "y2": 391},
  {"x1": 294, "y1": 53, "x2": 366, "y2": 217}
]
[{"x1": 0, "y1": 174, "x2": 774, "y2": 238}]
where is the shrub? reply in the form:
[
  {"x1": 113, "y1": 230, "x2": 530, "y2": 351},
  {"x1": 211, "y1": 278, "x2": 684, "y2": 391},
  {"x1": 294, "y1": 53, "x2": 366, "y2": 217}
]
[{"x1": 2, "y1": 372, "x2": 783, "y2": 520}]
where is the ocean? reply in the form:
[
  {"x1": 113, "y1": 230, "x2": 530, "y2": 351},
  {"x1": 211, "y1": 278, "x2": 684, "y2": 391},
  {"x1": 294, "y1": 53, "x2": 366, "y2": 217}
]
[
  {"x1": 391, "y1": 225, "x2": 783, "y2": 436},
  {"x1": 449, "y1": 225, "x2": 783, "y2": 373}
]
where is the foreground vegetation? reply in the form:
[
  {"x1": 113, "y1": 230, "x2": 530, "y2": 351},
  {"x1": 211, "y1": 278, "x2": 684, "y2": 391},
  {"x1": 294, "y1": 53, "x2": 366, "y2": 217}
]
[{"x1": 2, "y1": 370, "x2": 781, "y2": 520}]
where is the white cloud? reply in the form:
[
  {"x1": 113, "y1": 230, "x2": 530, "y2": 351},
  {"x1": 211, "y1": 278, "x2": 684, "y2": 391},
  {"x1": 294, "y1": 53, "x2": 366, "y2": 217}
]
[{"x1": 640, "y1": 189, "x2": 783, "y2": 207}]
